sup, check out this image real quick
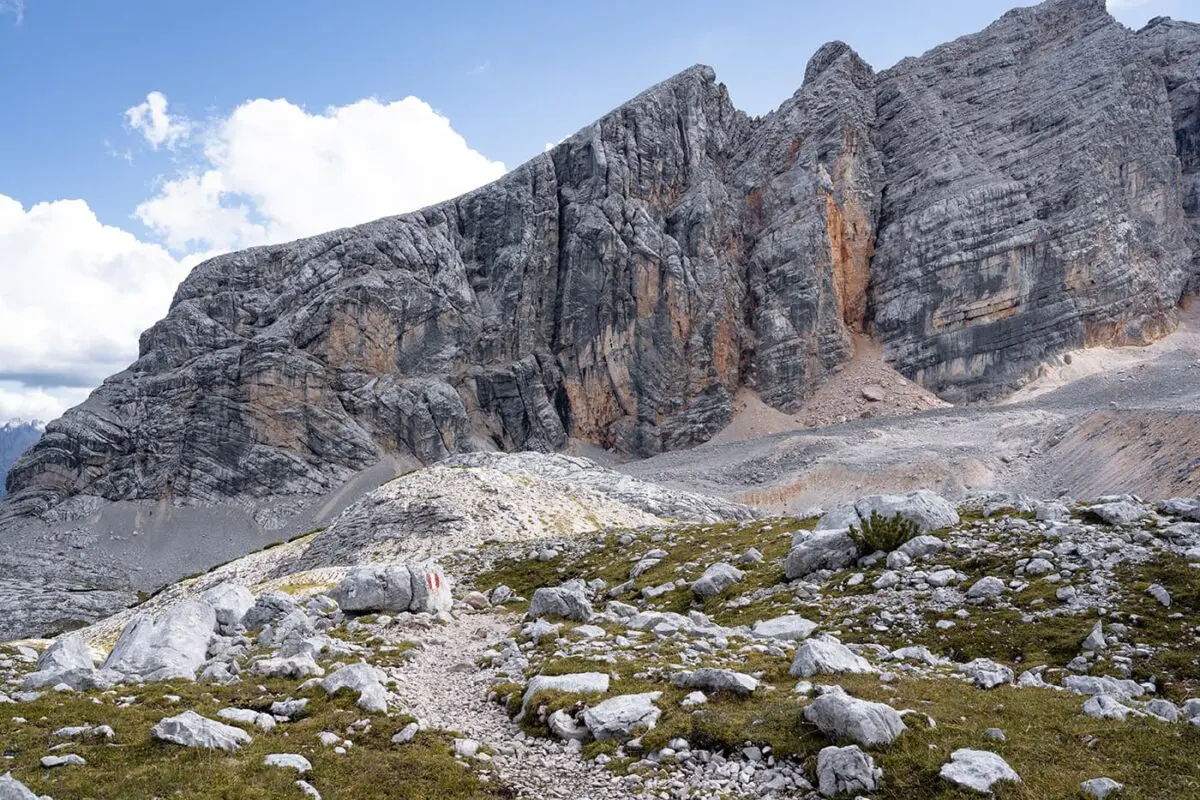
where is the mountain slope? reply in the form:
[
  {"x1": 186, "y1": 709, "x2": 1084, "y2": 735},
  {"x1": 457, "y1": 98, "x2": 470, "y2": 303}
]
[{"x1": 5, "y1": 0, "x2": 1200, "y2": 517}]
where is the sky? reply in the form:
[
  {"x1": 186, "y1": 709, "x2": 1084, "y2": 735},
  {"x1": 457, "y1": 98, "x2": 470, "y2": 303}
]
[{"x1": 0, "y1": 0, "x2": 1188, "y2": 422}]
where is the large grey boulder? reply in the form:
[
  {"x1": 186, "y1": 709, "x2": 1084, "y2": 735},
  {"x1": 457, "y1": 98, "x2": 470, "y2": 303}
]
[
  {"x1": 785, "y1": 531, "x2": 859, "y2": 579},
  {"x1": 691, "y1": 563, "x2": 744, "y2": 599},
  {"x1": 816, "y1": 745, "x2": 882, "y2": 797},
  {"x1": 200, "y1": 583, "x2": 254, "y2": 632},
  {"x1": 331, "y1": 565, "x2": 413, "y2": 612},
  {"x1": 959, "y1": 659, "x2": 1014, "y2": 689},
  {"x1": 583, "y1": 692, "x2": 662, "y2": 741},
  {"x1": 803, "y1": 691, "x2": 907, "y2": 747},
  {"x1": 528, "y1": 581, "x2": 593, "y2": 621},
  {"x1": 103, "y1": 600, "x2": 216, "y2": 681},
  {"x1": 1084, "y1": 501, "x2": 1147, "y2": 527},
  {"x1": 151, "y1": 711, "x2": 252, "y2": 752},
  {"x1": 939, "y1": 749, "x2": 1021, "y2": 794},
  {"x1": 752, "y1": 615, "x2": 818, "y2": 642},
  {"x1": 790, "y1": 639, "x2": 875, "y2": 677}
]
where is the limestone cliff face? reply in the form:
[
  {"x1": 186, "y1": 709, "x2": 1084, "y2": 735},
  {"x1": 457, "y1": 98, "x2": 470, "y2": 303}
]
[
  {"x1": 872, "y1": 0, "x2": 1194, "y2": 400},
  {"x1": 1138, "y1": 16, "x2": 1200, "y2": 292},
  {"x1": 6, "y1": 0, "x2": 1199, "y2": 512}
]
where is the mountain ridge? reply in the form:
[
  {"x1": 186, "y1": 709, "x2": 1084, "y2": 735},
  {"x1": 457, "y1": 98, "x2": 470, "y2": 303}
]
[{"x1": 4, "y1": 0, "x2": 1199, "y2": 518}]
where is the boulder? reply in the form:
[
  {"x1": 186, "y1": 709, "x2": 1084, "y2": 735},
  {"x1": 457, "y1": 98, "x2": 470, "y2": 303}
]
[
  {"x1": 241, "y1": 591, "x2": 301, "y2": 631},
  {"x1": 200, "y1": 583, "x2": 254, "y2": 632},
  {"x1": 785, "y1": 531, "x2": 859, "y2": 578},
  {"x1": 817, "y1": 745, "x2": 882, "y2": 797},
  {"x1": 803, "y1": 691, "x2": 907, "y2": 747},
  {"x1": 790, "y1": 639, "x2": 875, "y2": 677},
  {"x1": 21, "y1": 666, "x2": 122, "y2": 692},
  {"x1": 583, "y1": 692, "x2": 662, "y2": 741},
  {"x1": 528, "y1": 581, "x2": 593, "y2": 621},
  {"x1": 321, "y1": 662, "x2": 389, "y2": 713},
  {"x1": 896, "y1": 534, "x2": 946, "y2": 560},
  {"x1": 37, "y1": 633, "x2": 93, "y2": 672},
  {"x1": 151, "y1": 710, "x2": 252, "y2": 751},
  {"x1": 331, "y1": 565, "x2": 414, "y2": 613},
  {"x1": 670, "y1": 668, "x2": 758, "y2": 697},
  {"x1": 939, "y1": 749, "x2": 1021, "y2": 794},
  {"x1": 752, "y1": 615, "x2": 818, "y2": 641},
  {"x1": 965, "y1": 576, "x2": 1006, "y2": 600},
  {"x1": 691, "y1": 563, "x2": 744, "y2": 599},
  {"x1": 520, "y1": 672, "x2": 610, "y2": 719},
  {"x1": 1084, "y1": 501, "x2": 1146, "y2": 526},
  {"x1": 103, "y1": 600, "x2": 216, "y2": 681}
]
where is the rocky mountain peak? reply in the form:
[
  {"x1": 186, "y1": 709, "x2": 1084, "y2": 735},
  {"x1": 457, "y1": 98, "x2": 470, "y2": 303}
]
[{"x1": 4, "y1": 0, "x2": 1199, "y2": 515}]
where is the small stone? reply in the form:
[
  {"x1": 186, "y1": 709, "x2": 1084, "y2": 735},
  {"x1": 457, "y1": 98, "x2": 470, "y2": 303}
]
[
  {"x1": 1080, "y1": 777, "x2": 1125, "y2": 799},
  {"x1": 264, "y1": 754, "x2": 312, "y2": 773}
]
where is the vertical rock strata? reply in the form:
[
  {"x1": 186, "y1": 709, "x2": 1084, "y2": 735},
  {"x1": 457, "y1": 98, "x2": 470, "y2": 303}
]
[{"x1": 6, "y1": 0, "x2": 1199, "y2": 511}]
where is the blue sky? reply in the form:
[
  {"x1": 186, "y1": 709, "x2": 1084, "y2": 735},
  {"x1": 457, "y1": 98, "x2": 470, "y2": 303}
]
[{"x1": 0, "y1": 0, "x2": 1188, "y2": 421}]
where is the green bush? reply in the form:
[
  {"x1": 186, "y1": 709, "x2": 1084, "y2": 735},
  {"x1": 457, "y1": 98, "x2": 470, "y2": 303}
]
[{"x1": 848, "y1": 511, "x2": 920, "y2": 554}]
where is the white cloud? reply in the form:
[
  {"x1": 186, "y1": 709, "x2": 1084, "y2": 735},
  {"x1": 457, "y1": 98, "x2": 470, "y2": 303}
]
[
  {"x1": 0, "y1": 384, "x2": 88, "y2": 423},
  {"x1": 1, "y1": 91, "x2": 505, "y2": 422},
  {"x1": 0, "y1": 194, "x2": 190, "y2": 408},
  {"x1": 125, "y1": 91, "x2": 191, "y2": 151},
  {"x1": 136, "y1": 95, "x2": 507, "y2": 252}
]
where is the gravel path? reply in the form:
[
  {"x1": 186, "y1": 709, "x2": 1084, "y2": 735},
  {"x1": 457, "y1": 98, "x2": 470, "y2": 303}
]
[{"x1": 388, "y1": 614, "x2": 635, "y2": 800}]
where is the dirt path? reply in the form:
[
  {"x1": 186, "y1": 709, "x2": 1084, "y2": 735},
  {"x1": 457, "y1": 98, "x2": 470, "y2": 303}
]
[{"x1": 386, "y1": 614, "x2": 632, "y2": 800}]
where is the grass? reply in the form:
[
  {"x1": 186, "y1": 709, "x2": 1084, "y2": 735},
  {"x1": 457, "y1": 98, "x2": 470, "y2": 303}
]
[
  {"x1": 511, "y1": 644, "x2": 1200, "y2": 799},
  {"x1": 472, "y1": 516, "x2": 815, "y2": 625},
  {"x1": 1, "y1": 674, "x2": 507, "y2": 800}
]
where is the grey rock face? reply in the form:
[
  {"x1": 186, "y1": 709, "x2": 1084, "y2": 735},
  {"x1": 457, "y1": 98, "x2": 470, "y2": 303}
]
[
  {"x1": 331, "y1": 565, "x2": 414, "y2": 612},
  {"x1": 752, "y1": 615, "x2": 819, "y2": 641},
  {"x1": 819, "y1": 491, "x2": 959, "y2": 534},
  {"x1": 11, "y1": 0, "x2": 1194, "y2": 518},
  {"x1": 36, "y1": 634, "x2": 93, "y2": 673},
  {"x1": 785, "y1": 531, "x2": 859, "y2": 579},
  {"x1": 790, "y1": 639, "x2": 876, "y2": 677},
  {"x1": 873, "y1": 0, "x2": 1193, "y2": 402}
]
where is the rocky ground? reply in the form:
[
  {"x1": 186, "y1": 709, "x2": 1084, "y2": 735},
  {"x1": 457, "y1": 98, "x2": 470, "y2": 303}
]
[{"x1": 1, "y1": 461, "x2": 1197, "y2": 798}]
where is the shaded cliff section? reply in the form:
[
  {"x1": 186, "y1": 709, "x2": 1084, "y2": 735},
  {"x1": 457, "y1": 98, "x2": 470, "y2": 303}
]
[{"x1": 6, "y1": 0, "x2": 1200, "y2": 514}]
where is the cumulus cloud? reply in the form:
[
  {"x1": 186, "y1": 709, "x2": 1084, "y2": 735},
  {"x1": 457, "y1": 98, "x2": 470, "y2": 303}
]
[
  {"x1": 0, "y1": 194, "x2": 191, "y2": 398},
  {"x1": 126, "y1": 91, "x2": 191, "y2": 150},
  {"x1": 0, "y1": 384, "x2": 88, "y2": 423},
  {"x1": 136, "y1": 95, "x2": 507, "y2": 252},
  {"x1": 1, "y1": 91, "x2": 504, "y2": 422}
]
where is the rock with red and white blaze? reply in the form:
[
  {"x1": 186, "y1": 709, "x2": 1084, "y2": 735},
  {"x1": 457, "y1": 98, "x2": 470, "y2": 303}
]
[{"x1": 331, "y1": 562, "x2": 452, "y2": 614}]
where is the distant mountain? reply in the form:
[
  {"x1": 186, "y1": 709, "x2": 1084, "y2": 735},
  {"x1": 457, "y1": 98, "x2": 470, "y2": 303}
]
[{"x1": 0, "y1": 419, "x2": 43, "y2": 498}]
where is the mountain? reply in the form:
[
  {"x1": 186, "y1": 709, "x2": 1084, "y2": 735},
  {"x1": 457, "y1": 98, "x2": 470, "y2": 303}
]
[
  {"x1": 0, "y1": 419, "x2": 42, "y2": 499},
  {"x1": 4, "y1": 0, "x2": 1199, "y2": 521}
]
